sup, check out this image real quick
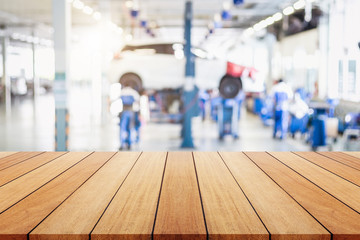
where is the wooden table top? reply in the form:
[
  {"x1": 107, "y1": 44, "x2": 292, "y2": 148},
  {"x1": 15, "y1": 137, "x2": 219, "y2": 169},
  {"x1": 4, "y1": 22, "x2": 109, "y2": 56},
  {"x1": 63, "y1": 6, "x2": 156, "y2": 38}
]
[{"x1": 0, "y1": 151, "x2": 360, "y2": 240}]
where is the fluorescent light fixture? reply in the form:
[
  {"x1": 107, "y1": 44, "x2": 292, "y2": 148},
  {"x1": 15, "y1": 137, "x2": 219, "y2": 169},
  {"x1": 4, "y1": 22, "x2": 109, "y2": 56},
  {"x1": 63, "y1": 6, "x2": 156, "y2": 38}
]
[
  {"x1": 265, "y1": 16, "x2": 274, "y2": 26},
  {"x1": 254, "y1": 20, "x2": 267, "y2": 31},
  {"x1": 93, "y1": 11, "x2": 102, "y2": 20},
  {"x1": 283, "y1": 6, "x2": 295, "y2": 15},
  {"x1": 223, "y1": 1, "x2": 231, "y2": 10},
  {"x1": 83, "y1": 6, "x2": 93, "y2": 15},
  {"x1": 125, "y1": 1, "x2": 133, "y2": 8},
  {"x1": 294, "y1": 0, "x2": 306, "y2": 10},
  {"x1": 244, "y1": 27, "x2": 255, "y2": 36},
  {"x1": 272, "y1": 12, "x2": 283, "y2": 21},
  {"x1": 73, "y1": 0, "x2": 85, "y2": 10}
]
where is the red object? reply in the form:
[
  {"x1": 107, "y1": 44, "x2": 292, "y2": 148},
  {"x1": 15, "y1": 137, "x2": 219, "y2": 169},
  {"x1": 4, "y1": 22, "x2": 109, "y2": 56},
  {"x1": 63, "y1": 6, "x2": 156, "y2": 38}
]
[{"x1": 226, "y1": 62, "x2": 245, "y2": 77}]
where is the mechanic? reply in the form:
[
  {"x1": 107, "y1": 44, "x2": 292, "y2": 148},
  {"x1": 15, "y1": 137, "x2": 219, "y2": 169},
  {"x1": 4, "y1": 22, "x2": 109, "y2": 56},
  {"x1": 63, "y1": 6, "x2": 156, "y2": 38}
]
[
  {"x1": 118, "y1": 86, "x2": 140, "y2": 150},
  {"x1": 270, "y1": 78, "x2": 294, "y2": 139}
]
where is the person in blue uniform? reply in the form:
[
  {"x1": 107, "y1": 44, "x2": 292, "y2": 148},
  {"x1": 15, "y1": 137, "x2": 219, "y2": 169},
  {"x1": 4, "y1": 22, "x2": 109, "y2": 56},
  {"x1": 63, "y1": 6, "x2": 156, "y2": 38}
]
[
  {"x1": 269, "y1": 79, "x2": 293, "y2": 139},
  {"x1": 118, "y1": 87, "x2": 140, "y2": 150}
]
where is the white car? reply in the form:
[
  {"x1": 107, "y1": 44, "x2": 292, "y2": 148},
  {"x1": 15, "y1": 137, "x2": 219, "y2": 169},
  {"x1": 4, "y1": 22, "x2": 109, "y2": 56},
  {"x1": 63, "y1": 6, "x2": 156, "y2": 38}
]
[{"x1": 107, "y1": 42, "x2": 227, "y2": 91}]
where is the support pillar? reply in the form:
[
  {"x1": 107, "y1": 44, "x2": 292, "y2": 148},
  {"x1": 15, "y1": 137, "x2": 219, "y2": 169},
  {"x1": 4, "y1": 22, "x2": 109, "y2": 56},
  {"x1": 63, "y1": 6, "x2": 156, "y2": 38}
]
[
  {"x1": 32, "y1": 37, "x2": 40, "y2": 101},
  {"x1": 52, "y1": 0, "x2": 71, "y2": 151},
  {"x1": 181, "y1": 1, "x2": 197, "y2": 148},
  {"x1": 2, "y1": 36, "x2": 11, "y2": 117}
]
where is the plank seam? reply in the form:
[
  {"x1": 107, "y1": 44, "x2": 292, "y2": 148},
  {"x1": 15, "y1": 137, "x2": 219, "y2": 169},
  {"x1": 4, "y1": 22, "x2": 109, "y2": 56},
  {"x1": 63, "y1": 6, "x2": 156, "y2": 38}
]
[
  {"x1": 292, "y1": 152, "x2": 360, "y2": 188},
  {"x1": 316, "y1": 152, "x2": 360, "y2": 171},
  {"x1": 0, "y1": 152, "x2": 45, "y2": 172},
  {"x1": 0, "y1": 152, "x2": 94, "y2": 215},
  {"x1": 89, "y1": 152, "x2": 144, "y2": 239},
  {"x1": 27, "y1": 152, "x2": 117, "y2": 237},
  {"x1": 245, "y1": 152, "x2": 333, "y2": 239},
  {"x1": 0, "y1": 152, "x2": 69, "y2": 188},
  {"x1": 191, "y1": 151, "x2": 209, "y2": 240},
  {"x1": 151, "y1": 152, "x2": 169, "y2": 240},
  {"x1": 267, "y1": 151, "x2": 360, "y2": 227},
  {"x1": 342, "y1": 152, "x2": 360, "y2": 160},
  {"x1": 217, "y1": 152, "x2": 271, "y2": 240}
]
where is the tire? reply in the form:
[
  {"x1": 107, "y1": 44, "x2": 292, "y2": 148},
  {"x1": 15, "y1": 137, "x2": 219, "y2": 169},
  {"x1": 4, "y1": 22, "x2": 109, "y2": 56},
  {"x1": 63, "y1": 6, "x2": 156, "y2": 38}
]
[
  {"x1": 119, "y1": 73, "x2": 143, "y2": 92},
  {"x1": 219, "y1": 75, "x2": 242, "y2": 99}
]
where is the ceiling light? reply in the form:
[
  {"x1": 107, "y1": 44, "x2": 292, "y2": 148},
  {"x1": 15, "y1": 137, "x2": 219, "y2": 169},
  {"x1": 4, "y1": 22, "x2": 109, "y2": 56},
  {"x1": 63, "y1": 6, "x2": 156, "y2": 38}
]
[
  {"x1": 283, "y1": 6, "x2": 295, "y2": 15},
  {"x1": 294, "y1": 0, "x2": 306, "y2": 10},
  {"x1": 272, "y1": 12, "x2": 283, "y2": 21},
  {"x1": 223, "y1": 1, "x2": 231, "y2": 10},
  {"x1": 125, "y1": 1, "x2": 133, "y2": 8},
  {"x1": 265, "y1": 16, "x2": 274, "y2": 26},
  {"x1": 73, "y1": 0, "x2": 85, "y2": 10},
  {"x1": 243, "y1": 27, "x2": 255, "y2": 36},
  {"x1": 93, "y1": 12, "x2": 102, "y2": 21},
  {"x1": 83, "y1": 6, "x2": 93, "y2": 15}
]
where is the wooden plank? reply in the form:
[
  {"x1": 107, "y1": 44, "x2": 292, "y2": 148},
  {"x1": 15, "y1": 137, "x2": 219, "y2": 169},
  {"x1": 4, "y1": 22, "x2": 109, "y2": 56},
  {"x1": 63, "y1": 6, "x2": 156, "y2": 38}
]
[
  {"x1": 246, "y1": 152, "x2": 360, "y2": 240},
  {"x1": 318, "y1": 152, "x2": 360, "y2": 171},
  {"x1": 0, "y1": 152, "x2": 43, "y2": 171},
  {"x1": 269, "y1": 152, "x2": 360, "y2": 213},
  {"x1": 0, "y1": 152, "x2": 17, "y2": 159},
  {"x1": 153, "y1": 152, "x2": 206, "y2": 240},
  {"x1": 0, "y1": 152, "x2": 116, "y2": 240},
  {"x1": 30, "y1": 152, "x2": 140, "y2": 240},
  {"x1": 0, "y1": 152, "x2": 91, "y2": 214},
  {"x1": 0, "y1": 152, "x2": 66, "y2": 187},
  {"x1": 295, "y1": 152, "x2": 360, "y2": 186},
  {"x1": 193, "y1": 152, "x2": 268, "y2": 240},
  {"x1": 220, "y1": 152, "x2": 329, "y2": 240},
  {"x1": 343, "y1": 152, "x2": 360, "y2": 158},
  {"x1": 91, "y1": 152, "x2": 167, "y2": 240}
]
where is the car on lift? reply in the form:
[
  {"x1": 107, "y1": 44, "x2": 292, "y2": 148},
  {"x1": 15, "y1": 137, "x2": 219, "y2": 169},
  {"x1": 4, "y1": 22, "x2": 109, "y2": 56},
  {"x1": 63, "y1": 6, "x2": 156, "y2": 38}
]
[{"x1": 107, "y1": 42, "x2": 227, "y2": 92}]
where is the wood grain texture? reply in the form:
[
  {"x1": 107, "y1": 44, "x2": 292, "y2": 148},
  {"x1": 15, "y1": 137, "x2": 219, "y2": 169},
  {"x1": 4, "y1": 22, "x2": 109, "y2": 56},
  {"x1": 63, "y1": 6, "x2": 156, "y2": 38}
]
[
  {"x1": 0, "y1": 152, "x2": 66, "y2": 187},
  {"x1": 193, "y1": 152, "x2": 268, "y2": 240},
  {"x1": 246, "y1": 152, "x2": 360, "y2": 240},
  {"x1": 343, "y1": 152, "x2": 360, "y2": 158},
  {"x1": 0, "y1": 152, "x2": 17, "y2": 159},
  {"x1": 30, "y1": 152, "x2": 140, "y2": 240},
  {"x1": 0, "y1": 152, "x2": 115, "y2": 240},
  {"x1": 220, "y1": 152, "x2": 329, "y2": 240},
  {"x1": 269, "y1": 152, "x2": 360, "y2": 213},
  {"x1": 153, "y1": 152, "x2": 206, "y2": 240},
  {"x1": 91, "y1": 152, "x2": 167, "y2": 240},
  {"x1": 318, "y1": 152, "x2": 360, "y2": 171},
  {"x1": 0, "y1": 152, "x2": 91, "y2": 214},
  {"x1": 0, "y1": 152, "x2": 43, "y2": 171},
  {"x1": 294, "y1": 152, "x2": 360, "y2": 186}
]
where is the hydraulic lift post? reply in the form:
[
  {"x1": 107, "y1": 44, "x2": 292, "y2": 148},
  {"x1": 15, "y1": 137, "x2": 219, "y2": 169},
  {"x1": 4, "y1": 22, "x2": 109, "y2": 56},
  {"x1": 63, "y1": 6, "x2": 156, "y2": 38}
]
[{"x1": 181, "y1": 0, "x2": 197, "y2": 148}]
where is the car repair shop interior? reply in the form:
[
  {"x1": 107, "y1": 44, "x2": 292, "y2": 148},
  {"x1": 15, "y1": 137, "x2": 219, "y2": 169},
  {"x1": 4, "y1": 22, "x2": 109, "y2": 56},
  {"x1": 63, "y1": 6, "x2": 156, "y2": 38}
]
[{"x1": 0, "y1": 0, "x2": 359, "y2": 152}]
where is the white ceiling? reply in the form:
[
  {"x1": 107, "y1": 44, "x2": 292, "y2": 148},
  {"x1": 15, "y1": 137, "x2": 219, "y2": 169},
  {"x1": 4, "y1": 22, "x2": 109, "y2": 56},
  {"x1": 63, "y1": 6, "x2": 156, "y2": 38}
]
[{"x1": 0, "y1": 0, "x2": 298, "y2": 39}]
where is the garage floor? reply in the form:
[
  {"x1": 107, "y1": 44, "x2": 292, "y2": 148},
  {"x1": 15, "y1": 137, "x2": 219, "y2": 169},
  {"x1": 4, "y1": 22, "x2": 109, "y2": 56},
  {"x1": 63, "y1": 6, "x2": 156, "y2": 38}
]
[{"x1": 0, "y1": 91, "x2": 345, "y2": 152}]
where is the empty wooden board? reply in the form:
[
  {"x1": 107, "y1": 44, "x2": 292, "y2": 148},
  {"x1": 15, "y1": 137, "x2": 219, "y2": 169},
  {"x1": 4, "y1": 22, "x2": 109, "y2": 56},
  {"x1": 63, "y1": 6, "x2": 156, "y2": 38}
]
[
  {"x1": 318, "y1": 152, "x2": 360, "y2": 171},
  {"x1": 220, "y1": 152, "x2": 329, "y2": 240},
  {"x1": 246, "y1": 152, "x2": 360, "y2": 240},
  {"x1": 269, "y1": 152, "x2": 360, "y2": 213},
  {"x1": 193, "y1": 152, "x2": 268, "y2": 240},
  {"x1": 30, "y1": 152, "x2": 140, "y2": 240},
  {"x1": 0, "y1": 152, "x2": 115, "y2": 240},
  {"x1": 294, "y1": 152, "x2": 360, "y2": 186},
  {"x1": 0, "y1": 152, "x2": 43, "y2": 171},
  {"x1": 0, "y1": 152, "x2": 16, "y2": 159},
  {"x1": 0, "y1": 152, "x2": 91, "y2": 213},
  {"x1": 91, "y1": 152, "x2": 167, "y2": 240},
  {"x1": 153, "y1": 152, "x2": 206, "y2": 240},
  {"x1": 0, "y1": 152, "x2": 66, "y2": 187}
]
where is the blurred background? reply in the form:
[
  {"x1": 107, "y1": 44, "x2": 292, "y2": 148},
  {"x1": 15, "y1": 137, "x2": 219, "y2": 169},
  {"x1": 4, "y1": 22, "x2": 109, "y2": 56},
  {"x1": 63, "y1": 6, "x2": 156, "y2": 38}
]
[{"x1": 0, "y1": 0, "x2": 359, "y2": 151}]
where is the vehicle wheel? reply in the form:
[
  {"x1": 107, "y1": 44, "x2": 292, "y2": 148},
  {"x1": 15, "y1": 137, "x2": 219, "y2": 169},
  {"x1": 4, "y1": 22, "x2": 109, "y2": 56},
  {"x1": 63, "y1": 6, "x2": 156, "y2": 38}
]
[
  {"x1": 119, "y1": 73, "x2": 143, "y2": 92},
  {"x1": 219, "y1": 75, "x2": 242, "y2": 99}
]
